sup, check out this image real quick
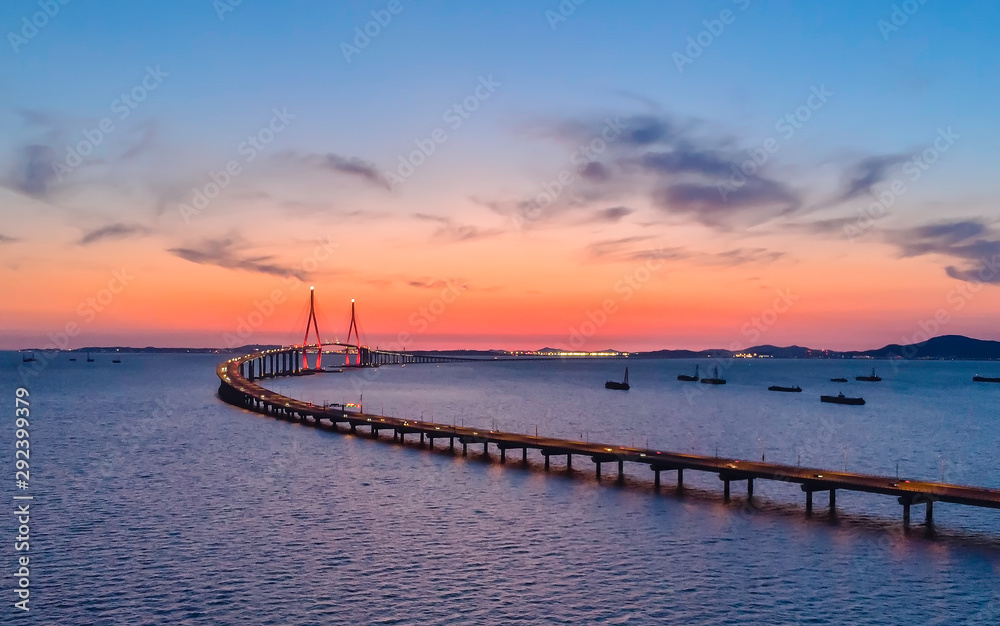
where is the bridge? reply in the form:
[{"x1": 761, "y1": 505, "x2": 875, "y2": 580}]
[{"x1": 216, "y1": 291, "x2": 1000, "y2": 534}]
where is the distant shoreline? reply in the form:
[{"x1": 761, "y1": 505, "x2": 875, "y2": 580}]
[{"x1": 9, "y1": 333, "x2": 1000, "y2": 362}]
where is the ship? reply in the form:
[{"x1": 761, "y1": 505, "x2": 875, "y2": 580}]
[
  {"x1": 21, "y1": 351, "x2": 36, "y2": 363},
  {"x1": 86, "y1": 352, "x2": 94, "y2": 362},
  {"x1": 821, "y1": 393, "x2": 865, "y2": 406},
  {"x1": 855, "y1": 368, "x2": 881, "y2": 382},
  {"x1": 830, "y1": 377, "x2": 848, "y2": 383},
  {"x1": 768, "y1": 385, "x2": 802, "y2": 393},
  {"x1": 700, "y1": 366, "x2": 726, "y2": 385},
  {"x1": 605, "y1": 367, "x2": 630, "y2": 390},
  {"x1": 677, "y1": 365, "x2": 699, "y2": 382},
  {"x1": 973, "y1": 375, "x2": 1000, "y2": 383}
]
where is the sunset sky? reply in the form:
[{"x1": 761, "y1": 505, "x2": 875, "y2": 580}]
[{"x1": 3, "y1": 0, "x2": 1000, "y2": 351}]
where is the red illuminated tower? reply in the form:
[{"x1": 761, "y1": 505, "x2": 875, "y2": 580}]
[
  {"x1": 302, "y1": 286, "x2": 323, "y2": 369},
  {"x1": 346, "y1": 299, "x2": 360, "y2": 365}
]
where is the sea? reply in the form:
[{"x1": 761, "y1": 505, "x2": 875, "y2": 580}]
[{"x1": 2, "y1": 352, "x2": 999, "y2": 624}]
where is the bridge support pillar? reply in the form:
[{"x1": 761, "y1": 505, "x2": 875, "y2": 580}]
[
  {"x1": 428, "y1": 437, "x2": 433, "y2": 450},
  {"x1": 393, "y1": 430, "x2": 398, "y2": 442},
  {"x1": 544, "y1": 454, "x2": 550, "y2": 471},
  {"x1": 500, "y1": 448, "x2": 506, "y2": 464},
  {"x1": 830, "y1": 489, "x2": 836, "y2": 516},
  {"x1": 371, "y1": 427, "x2": 378, "y2": 439},
  {"x1": 723, "y1": 479, "x2": 731, "y2": 503},
  {"x1": 618, "y1": 460, "x2": 624, "y2": 484},
  {"x1": 677, "y1": 468, "x2": 684, "y2": 490},
  {"x1": 350, "y1": 423, "x2": 356, "y2": 434},
  {"x1": 654, "y1": 469, "x2": 661, "y2": 491},
  {"x1": 903, "y1": 502, "x2": 911, "y2": 529},
  {"x1": 420, "y1": 432, "x2": 425, "y2": 447},
  {"x1": 595, "y1": 461, "x2": 601, "y2": 480},
  {"x1": 450, "y1": 437, "x2": 454, "y2": 453},
  {"x1": 567, "y1": 454, "x2": 572, "y2": 472},
  {"x1": 523, "y1": 448, "x2": 528, "y2": 465},
  {"x1": 806, "y1": 491, "x2": 813, "y2": 516},
  {"x1": 747, "y1": 478, "x2": 754, "y2": 500},
  {"x1": 462, "y1": 442, "x2": 467, "y2": 456},
  {"x1": 483, "y1": 442, "x2": 488, "y2": 457},
  {"x1": 925, "y1": 500, "x2": 933, "y2": 526}
]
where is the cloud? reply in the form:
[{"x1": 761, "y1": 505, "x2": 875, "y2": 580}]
[
  {"x1": 831, "y1": 154, "x2": 908, "y2": 205},
  {"x1": 413, "y1": 213, "x2": 504, "y2": 243},
  {"x1": 78, "y1": 223, "x2": 148, "y2": 246},
  {"x1": 885, "y1": 219, "x2": 1000, "y2": 284},
  {"x1": 703, "y1": 248, "x2": 785, "y2": 266},
  {"x1": 168, "y1": 237, "x2": 309, "y2": 280},
  {"x1": 0, "y1": 234, "x2": 19, "y2": 244},
  {"x1": 9, "y1": 144, "x2": 57, "y2": 196},
  {"x1": 590, "y1": 206, "x2": 633, "y2": 223},
  {"x1": 275, "y1": 151, "x2": 388, "y2": 189},
  {"x1": 586, "y1": 235, "x2": 657, "y2": 259},
  {"x1": 656, "y1": 176, "x2": 799, "y2": 229}
]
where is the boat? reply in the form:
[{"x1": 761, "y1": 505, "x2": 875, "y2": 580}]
[
  {"x1": 605, "y1": 367, "x2": 630, "y2": 390},
  {"x1": 855, "y1": 368, "x2": 881, "y2": 382},
  {"x1": 21, "y1": 351, "x2": 36, "y2": 363},
  {"x1": 677, "y1": 365, "x2": 699, "y2": 382},
  {"x1": 821, "y1": 393, "x2": 865, "y2": 406},
  {"x1": 973, "y1": 375, "x2": 1000, "y2": 383},
  {"x1": 86, "y1": 352, "x2": 94, "y2": 362},
  {"x1": 700, "y1": 366, "x2": 726, "y2": 385},
  {"x1": 768, "y1": 385, "x2": 802, "y2": 393},
  {"x1": 69, "y1": 357, "x2": 77, "y2": 362},
  {"x1": 830, "y1": 377, "x2": 848, "y2": 383},
  {"x1": 112, "y1": 357, "x2": 121, "y2": 363}
]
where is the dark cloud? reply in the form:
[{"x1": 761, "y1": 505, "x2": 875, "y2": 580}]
[
  {"x1": 656, "y1": 176, "x2": 799, "y2": 229},
  {"x1": 832, "y1": 154, "x2": 908, "y2": 205},
  {"x1": 0, "y1": 234, "x2": 19, "y2": 244},
  {"x1": 168, "y1": 238, "x2": 309, "y2": 280},
  {"x1": 590, "y1": 206, "x2": 633, "y2": 223},
  {"x1": 579, "y1": 161, "x2": 610, "y2": 182},
  {"x1": 886, "y1": 220, "x2": 1000, "y2": 284},
  {"x1": 10, "y1": 144, "x2": 57, "y2": 196},
  {"x1": 891, "y1": 220, "x2": 989, "y2": 257},
  {"x1": 275, "y1": 151, "x2": 388, "y2": 189},
  {"x1": 639, "y1": 146, "x2": 732, "y2": 177},
  {"x1": 78, "y1": 224, "x2": 148, "y2": 246}
]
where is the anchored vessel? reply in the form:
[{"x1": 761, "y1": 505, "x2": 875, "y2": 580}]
[
  {"x1": 677, "y1": 365, "x2": 699, "y2": 382},
  {"x1": 821, "y1": 393, "x2": 865, "y2": 406},
  {"x1": 700, "y1": 366, "x2": 726, "y2": 385},
  {"x1": 973, "y1": 375, "x2": 1000, "y2": 383},
  {"x1": 768, "y1": 385, "x2": 802, "y2": 393},
  {"x1": 856, "y1": 368, "x2": 881, "y2": 382},
  {"x1": 830, "y1": 377, "x2": 848, "y2": 383},
  {"x1": 605, "y1": 367, "x2": 630, "y2": 390}
]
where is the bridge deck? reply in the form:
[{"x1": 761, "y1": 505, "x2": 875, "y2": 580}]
[{"x1": 217, "y1": 352, "x2": 1000, "y2": 523}]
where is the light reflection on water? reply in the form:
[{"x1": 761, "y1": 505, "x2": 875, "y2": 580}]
[{"x1": 5, "y1": 353, "x2": 1000, "y2": 623}]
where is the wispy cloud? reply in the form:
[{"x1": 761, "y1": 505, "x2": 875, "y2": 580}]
[
  {"x1": 8, "y1": 145, "x2": 57, "y2": 197},
  {"x1": 413, "y1": 213, "x2": 504, "y2": 243},
  {"x1": 275, "y1": 150, "x2": 389, "y2": 189},
  {"x1": 830, "y1": 154, "x2": 908, "y2": 205},
  {"x1": 168, "y1": 237, "x2": 309, "y2": 280},
  {"x1": 885, "y1": 219, "x2": 1000, "y2": 284},
  {"x1": 0, "y1": 234, "x2": 20, "y2": 244},
  {"x1": 78, "y1": 223, "x2": 149, "y2": 246}
]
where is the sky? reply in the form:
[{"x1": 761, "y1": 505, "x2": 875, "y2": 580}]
[{"x1": 2, "y1": 0, "x2": 1000, "y2": 352}]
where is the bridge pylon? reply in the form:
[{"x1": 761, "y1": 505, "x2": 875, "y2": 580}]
[
  {"x1": 302, "y1": 286, "x2": 323, "y2": 370},
  {"x1": 346, "y1": 299, "x2": 360, "y2": 365}
]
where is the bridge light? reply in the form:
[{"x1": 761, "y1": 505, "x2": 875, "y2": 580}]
[
  {"x1": 310, "y1": 286, "x2": 315, "y2": 291},
  {"x1": 351, "y1": 298, "x2": 355, "y2": 303}
]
